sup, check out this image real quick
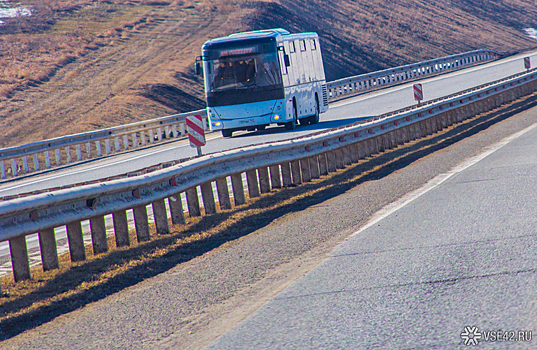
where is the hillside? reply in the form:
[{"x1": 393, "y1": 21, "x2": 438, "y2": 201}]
[{"x1": 0, "y1": 0, "x2": 536, "y2": 148}]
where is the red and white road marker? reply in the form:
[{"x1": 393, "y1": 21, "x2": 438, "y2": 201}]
[
  {"x1": 413, "y1": 83, "x2": 423, "y2": 105},
  {"x1": 524, "y1": 57, "x2": 531, "y2": 71},
  {"x1": 186, "y1": 114, "x2": 206, "y2": 156}
]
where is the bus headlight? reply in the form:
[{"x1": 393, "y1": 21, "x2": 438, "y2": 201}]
[
  {"x1": 215, "y1": 121, "x2": 221, "y2": 127},
  {"x1": 273, "y1": 115, "x2": 280, "y2": 120}
]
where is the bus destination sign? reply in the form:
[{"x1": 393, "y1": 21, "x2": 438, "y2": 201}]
[{"x1": 219, "y1": 47, "x2": 258, "y2": 57}]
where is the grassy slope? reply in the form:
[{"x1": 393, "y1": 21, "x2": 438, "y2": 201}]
[{"x1": 0, "y1": 0, "x2": 536, "y2": 148}]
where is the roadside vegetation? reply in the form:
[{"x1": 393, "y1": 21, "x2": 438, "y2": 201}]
[{"x1": 0, "y1": 0, "x2": 536, "y2": 148}]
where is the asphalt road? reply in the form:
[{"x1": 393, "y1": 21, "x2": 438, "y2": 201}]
[
  {"x1": 207, "y1": 108, "x2": 537, "y2": 348},
  {"x1": 2, "y1": 71, "x2": 537, "y2": 349},
  {"x1": 1, "y1": 50, "x2": 536, "y2": 199}
]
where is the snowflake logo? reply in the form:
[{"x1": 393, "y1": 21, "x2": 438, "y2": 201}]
[{"x1": 461, "y1": 326, "x2": 482, "y2": 346}]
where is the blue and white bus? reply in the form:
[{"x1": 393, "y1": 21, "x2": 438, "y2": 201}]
[{"x1": 197, "y1": 28, "x2": 329, "y2": 137}]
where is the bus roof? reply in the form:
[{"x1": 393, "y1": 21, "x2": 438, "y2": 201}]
[{"x1": 202, "y1": 29, "x2": 318, "y2": 50}]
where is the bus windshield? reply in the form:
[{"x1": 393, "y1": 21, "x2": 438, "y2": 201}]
[{"x1": 209, "y1": 52, "x2": 282, "y2": 92}]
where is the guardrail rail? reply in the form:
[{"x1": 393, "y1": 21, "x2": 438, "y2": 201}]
[
  {"x1": 0, "y1": 49, "x2": 500, "y2": 181},
  {"x1": 326, "y1": 49, "x2": 501, "y2": 102},
  {"x1": 1, "y1": 67, "x2": 535, "y2": 290}
]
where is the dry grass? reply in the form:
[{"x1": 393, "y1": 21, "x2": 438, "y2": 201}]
[{"x1": 0, "y1": 0, "x2": 536, "y2": 148}]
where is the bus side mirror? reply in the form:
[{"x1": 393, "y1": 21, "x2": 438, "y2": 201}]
[
  {"x1": 195, "y1": 62, "x2": 202, "y2": 76},
  {"x1": 284, "y1": 54, "x2": 290, "y2": 67}
]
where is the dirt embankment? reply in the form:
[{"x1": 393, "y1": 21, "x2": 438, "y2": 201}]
[{"x1": 0, "y1": 0, "x2": 536, "y2": 148}]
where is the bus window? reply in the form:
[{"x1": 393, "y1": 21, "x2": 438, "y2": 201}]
[
  {"x1": 289, "y1": 41, "x2": 296, "y2": 53},
  {"x1": 311, "y1": 39, "x2": 317, "y2": 51},
  {"x1": 300, "y1": 40, "x2": 306, "y2": 52}
]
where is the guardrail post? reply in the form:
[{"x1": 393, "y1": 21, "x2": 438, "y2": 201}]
[
  {"x1": 39, "y1": 228, "x2": 59, "y2": 271},
  {"x1": 436, "y1": 114, "x2": 443, "y2": 131},
  {"x1": 318, "y1": 153, "x2": 328, "y2": 175},
  {"x1": 425, "y1": 119, "x2": 433, "y2": 135},
  {"x1": 281, "y1": 162, "x2": 292, "y2": 186},
  {"x1": 55, "y1": 148, "x2": 61, "y2": 165},
  {"x1": 310, "y1": 156, "x2": 320, "y2": 179},
  {"x1": 447, "y1": 110, "x2": 454, "y2": 126},
  {"x1": 291, "y1": 160, "x2": 302, "y2": 184},
  {"x1": 86, "y1": 142, "x2": 92, "y2": 158},
  {"x1": 363, "y1": 140, "x2": 372, "y2": 157},
  {"x1": 1, "y1": 160, "x2": 5, "y2": 179},
  {"x1": 114, "y1": 137, "x2": 120, "y2": 152},
  {"x1": 349, "y1": 144, "x2": 359, "y2": 163},
  {"x1": 246, "y1": 169, "x2": 260, "y2": 198},
  {"x1": 389, "y1": 131, "x2": 397, "y2": 148},
  {"x1": 105, "y1": 139, "x2": 112, "y2": 154},
  {"x1": 153, "y1": 199, "x2": 170, "y2": 234},
  {"x1": 335, "y1": 148, "x2": 345, "y2": 169},
  {"x1": 9, "y1": 236, "x2": 31, "y2": 282},
  {"x1": 112, "y1": 210, "x2": 131, "y2": 248},
  {"x1": 21, "y1": 156, "x2": 29, "y2": 173},
  {"x1": 374, "y1": 136, "x2": 383, "y2": 153},
  {"x1": 365, "y1": 138, "x2": 374, "y2": 155},
  {"x1": 169, "y1": 195, "x2": 186, "y2": 224},
  {"x1": 123, "y1": 135, "x2": 129, "y2": 150},
  {"x1": 201, "y1": 182, "x2": 217, "y2": 214},
  {"x1": 134, "y1": 205, "x2": 151, "y2": 242},
  {"x1": 270, "y1": 165, "x2": 282, "y2": 189},
  {"x1": 326, "y1": 151, "x2": 337, "y2": 173},
  {"x1": 231, "y1": 173, "x2": 246, "y2": 205},
  {"x1": 216, "y1": 177, "x2": 232, "y2": 210},
  {"x1": 258, "y1": 167, "x2": 271, "y2": 193},
  {"x1": 399, "y1": 126, "x2": 408, "y2": 143},
  {"x1": 90, "y1": 216, "x2": 108, "y2": 254},
  {"x1": 44, "y1": 150, "x2": 51, "y2": 168},
  {"x1": 357, "y1": 141, "x2": 366, "y2": 160},
  {"x1": 141, "y1": 131, "x2": 147, "y2": 146},
  {"x1": 96, "y1": 141, "x2": 102, "y2": 157},
  {"x1": 416, "y1": 121, "x2": 427, "y2": 139},
  {"x1": 132, "y1": 133, "x2": 138, "y2": 148},
  {"x1": 67, "y1": 221, "x2": 87, "y2": 261},
  {"x1": 65, "y1": 146, "x2": 72, "y2": 163},
  {"x1": 11, "y1": 158, "x2": 18, "y2": 176},
  {"x1": 343, "y1": 146, "x2": 352, "y2": 165},
  {"x1": 300, "y1": 158, "x2": 311, "y2": 182},
  {"x1": 186, "y1": 187, "x2": 201, "y2": 217},
  {"x1": 76, "y1": 144, "x2": 82, "y2": 161},
  {"x1": 383, "y1": 133, "x2": 391, "y2": 150}
]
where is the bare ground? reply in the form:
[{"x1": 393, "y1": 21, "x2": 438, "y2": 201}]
[{"x1": 0, "y1": 0, "x2": 536, "y2": 148}]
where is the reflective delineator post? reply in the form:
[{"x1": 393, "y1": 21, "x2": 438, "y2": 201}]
[{"x1": 186, "y1": 114, "x2": 206, "y2": 157}]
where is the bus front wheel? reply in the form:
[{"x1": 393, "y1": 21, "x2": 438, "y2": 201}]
[
  {"x1": 222, "y1": 129, "x2": 233, "y2": 137},
  {"x1": 285, "y1": 105, "x2": 297, "y2": 130}
]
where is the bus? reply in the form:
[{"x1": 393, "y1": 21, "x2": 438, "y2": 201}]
[{"x1": 196, "y1": 28, "x2": 329, "y2": 137}]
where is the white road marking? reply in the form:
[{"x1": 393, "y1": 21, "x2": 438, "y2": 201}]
[{"x1": 349, "y1": 121, "x2": 537, "y2": 238}]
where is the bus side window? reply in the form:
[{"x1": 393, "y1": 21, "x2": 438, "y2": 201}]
[
  {"x1": 311, "y1": 39, "x2": 317, "y2": 51},
  {"x1": 300, "y1": 40, "x2": 306, "y2": 52},
  {"x1": 289, "y1": 41, "x2": 295, "y2": 53},
  {"x1": 278, "y1": 47, "x2": 289, "y2": 76}
]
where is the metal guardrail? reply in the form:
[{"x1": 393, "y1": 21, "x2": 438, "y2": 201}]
[
  {"x1": 1, "y1": 68, "x2": 535, "y2": 284},
  {"x1": 0, "y1": 49, "x2": 500, "y2": 181},
  {"x1": 326, "y1": 49, "x2": 501, "y2": 102},
  {"x1": 0, "y1": 109, "x2": 208, "y2": 180}
]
